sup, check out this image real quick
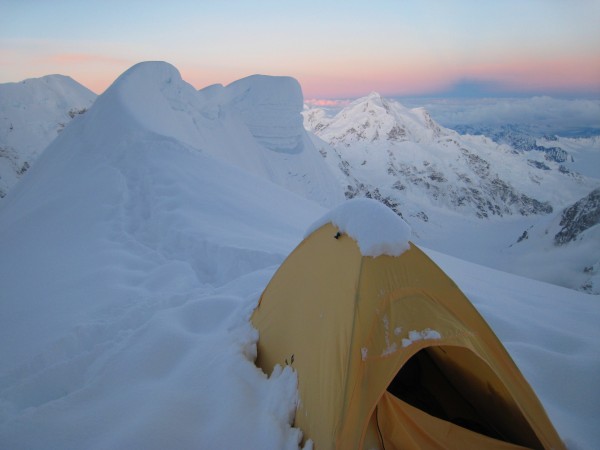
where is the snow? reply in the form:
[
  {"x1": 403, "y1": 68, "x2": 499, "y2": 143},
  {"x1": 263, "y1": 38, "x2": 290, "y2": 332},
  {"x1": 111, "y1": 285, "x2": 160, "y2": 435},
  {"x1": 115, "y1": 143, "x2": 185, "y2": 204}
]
[
  {"x1": 305, "y1": 93, "x2": 597, "y2": 214},
  {"x1": 361, "y1": 347, "x2": 369, "y2": 361},
  {"x1": 305, "y1": 197, "x2": 412, "y2": 257},
  {"x1": 0, "y1": 62, "x2": 599, "y2": 449},
  {"x1": 222, "y1": 74, "x2": 305, "y2": 153},
  {"x1": 401, "y1": 329, "x2": 443, "y2": 348},
  {"x1": 0, "y1": 74, "x2": 96, "y2": 197},
  {"x1": 538, "y1": 135, "x2": 600, "y2": 179}
]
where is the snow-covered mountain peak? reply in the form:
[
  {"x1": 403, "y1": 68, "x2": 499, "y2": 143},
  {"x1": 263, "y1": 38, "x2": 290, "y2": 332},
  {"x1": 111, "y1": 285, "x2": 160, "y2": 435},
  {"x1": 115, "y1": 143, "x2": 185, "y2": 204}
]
[
  {"x1": 358, "y1": 91, "x2": 389, "y2": 109},
  {"x1": 306, "y1": 92, "x2": 448, "y2": 146},
  {"x1": 366, "y1": 91, "x2": 383, "y2": 100},
  {"x1": 0, "y1": 73, "x2": 96, "y2": 198},
  {"x1": 7, "y1": 74, "x2": 95, "y2": 101}
]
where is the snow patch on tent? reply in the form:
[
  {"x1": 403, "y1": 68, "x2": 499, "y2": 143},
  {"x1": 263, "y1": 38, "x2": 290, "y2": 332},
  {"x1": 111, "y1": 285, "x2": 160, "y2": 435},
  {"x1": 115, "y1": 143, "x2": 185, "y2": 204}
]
[
  {"x1": 402, "y1": 329, "x2": 442, "y2": 348},
  {"x1": 361, "y1": 347, "x2": 368, "y2": 361},
  {"x1": 381, "y1": 314, "x2": 398, "y2": 356},
  {"x1": 305, "y1": 198, "x2": 411, "y2": 257}
]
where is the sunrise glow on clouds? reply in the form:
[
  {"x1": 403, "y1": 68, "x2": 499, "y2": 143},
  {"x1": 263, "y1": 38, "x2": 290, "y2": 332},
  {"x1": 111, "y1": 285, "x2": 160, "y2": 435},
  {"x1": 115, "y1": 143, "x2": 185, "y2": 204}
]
[{"x1": 1, "y1": 0, "x2": 599, "y2": 99}]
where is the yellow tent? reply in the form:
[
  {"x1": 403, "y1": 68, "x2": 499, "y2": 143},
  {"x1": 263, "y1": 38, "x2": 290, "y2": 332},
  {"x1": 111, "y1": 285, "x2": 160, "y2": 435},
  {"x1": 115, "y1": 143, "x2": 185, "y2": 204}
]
[{"x1": 251, "y1": 202, "x2": 564, "y2": 450}]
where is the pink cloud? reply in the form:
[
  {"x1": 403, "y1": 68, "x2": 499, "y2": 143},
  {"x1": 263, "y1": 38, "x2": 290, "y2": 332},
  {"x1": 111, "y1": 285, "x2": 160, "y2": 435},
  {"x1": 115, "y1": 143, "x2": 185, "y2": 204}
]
[
  {"x1": 295, "y1": 51, "x2": 600, "y2": 98},
  {"x1": 42, "y1": 52, "x2": 131, "y2": 66},
  {"x1": 304, "y1": 98, "x2": 352, "y2": 108},
  {"x1": 34, "y1": 53, "x2": 136, "y2": 93}
]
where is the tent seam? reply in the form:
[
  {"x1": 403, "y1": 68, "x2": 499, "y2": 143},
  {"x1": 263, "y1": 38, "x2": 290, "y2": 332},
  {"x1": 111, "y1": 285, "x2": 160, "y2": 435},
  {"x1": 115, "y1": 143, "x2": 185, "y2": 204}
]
[{"x1": 337, "y1": 251, "x2": 365, "y2": 448}]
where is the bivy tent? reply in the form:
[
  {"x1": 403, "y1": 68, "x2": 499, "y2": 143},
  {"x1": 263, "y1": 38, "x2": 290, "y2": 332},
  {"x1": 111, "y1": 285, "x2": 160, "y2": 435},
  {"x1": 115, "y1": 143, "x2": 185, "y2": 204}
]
[{"x1": 251, "y1": 199, "x2": 564, "y2": 450}]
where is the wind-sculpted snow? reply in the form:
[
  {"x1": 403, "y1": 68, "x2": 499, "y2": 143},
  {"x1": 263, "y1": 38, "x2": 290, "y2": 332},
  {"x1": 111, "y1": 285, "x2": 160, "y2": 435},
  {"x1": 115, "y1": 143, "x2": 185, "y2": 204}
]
[
  {"x1": 108, "y1": 61, "x2": 209, "y2": 148},
  {"x1": 224, "y1": 75, "x2": 305, "y2": 154},
  {"x1": 95, "y1": 62, "x2": 342, "y2": 207}
]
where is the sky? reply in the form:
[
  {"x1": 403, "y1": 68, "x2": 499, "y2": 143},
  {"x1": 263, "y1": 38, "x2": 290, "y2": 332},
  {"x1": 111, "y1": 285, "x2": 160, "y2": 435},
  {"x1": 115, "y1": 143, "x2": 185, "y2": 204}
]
[{"x1": 1, "y1": 0, "x2": 600, "y2": 99}]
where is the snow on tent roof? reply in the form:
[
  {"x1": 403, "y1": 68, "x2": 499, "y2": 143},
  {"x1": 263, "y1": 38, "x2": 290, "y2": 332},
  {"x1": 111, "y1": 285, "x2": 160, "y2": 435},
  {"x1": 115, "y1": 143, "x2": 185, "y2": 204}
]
[{"x1": 305, "y1": 198, "x2": 411, "y2": 257}]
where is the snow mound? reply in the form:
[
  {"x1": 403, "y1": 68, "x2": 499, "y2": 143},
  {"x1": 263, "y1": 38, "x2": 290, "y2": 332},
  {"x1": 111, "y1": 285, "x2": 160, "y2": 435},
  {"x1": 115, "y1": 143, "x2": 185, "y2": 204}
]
[
  {"x1": 89, "y1": 61, "x2": 343, "y2": 208},
  {"x1": 224, "y1": 75, "x2": 304, "y2": 153},
  {"x1": 305, "y1": 197, "x2": 411, "y2": 257},
  {"x1": 100, "y1": 61, "x2": 207, "y2": 148}
]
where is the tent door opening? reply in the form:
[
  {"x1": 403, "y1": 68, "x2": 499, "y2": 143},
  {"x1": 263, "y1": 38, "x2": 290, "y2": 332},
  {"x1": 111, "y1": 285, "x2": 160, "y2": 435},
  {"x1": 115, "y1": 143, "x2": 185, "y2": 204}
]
[{"x1": 377, "y1": 346, "x2": 544, "y2": 449}]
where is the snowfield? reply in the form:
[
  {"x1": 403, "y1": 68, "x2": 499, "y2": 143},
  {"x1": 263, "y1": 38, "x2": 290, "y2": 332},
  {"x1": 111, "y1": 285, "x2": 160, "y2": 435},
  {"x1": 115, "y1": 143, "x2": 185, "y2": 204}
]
[{"x1": 0, "y1": 62, "x2": 599, "y2": 449}]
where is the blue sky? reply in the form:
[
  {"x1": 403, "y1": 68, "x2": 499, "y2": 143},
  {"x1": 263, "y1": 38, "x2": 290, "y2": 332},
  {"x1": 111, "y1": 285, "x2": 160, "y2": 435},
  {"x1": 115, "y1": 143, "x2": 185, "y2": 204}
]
[{"x1": 1, "y1": 0, "x2": 599, "y2": 98}]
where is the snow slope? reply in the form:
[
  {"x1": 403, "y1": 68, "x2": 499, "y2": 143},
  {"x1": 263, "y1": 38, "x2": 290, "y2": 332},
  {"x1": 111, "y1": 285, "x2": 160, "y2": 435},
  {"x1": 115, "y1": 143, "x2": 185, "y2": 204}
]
[
  {"x1": 0, "y1": 75, "x2": 96, "y2": 198},
  {"x1": 538, "y1": 135, "x2": 600, "y2": 179},
  {"x1": 0, "y1": 62, "x2": 599, "y2": 449},
  {"x1": 0, "y1": 62, "x2": 324, "y2": 449},
  {"x1": 427, "y1": 249, "x2": 600, "y2": 450},
  {"x1": 503, "y1": 188, "x2": 600, "y2": 294}
]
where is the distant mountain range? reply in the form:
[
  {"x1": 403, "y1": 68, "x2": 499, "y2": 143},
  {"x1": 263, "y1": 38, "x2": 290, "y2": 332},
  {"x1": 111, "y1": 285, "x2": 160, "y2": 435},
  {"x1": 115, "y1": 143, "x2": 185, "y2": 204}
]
[{"x1": 303, "y1": 92, "x2": 595, "y2": 219}]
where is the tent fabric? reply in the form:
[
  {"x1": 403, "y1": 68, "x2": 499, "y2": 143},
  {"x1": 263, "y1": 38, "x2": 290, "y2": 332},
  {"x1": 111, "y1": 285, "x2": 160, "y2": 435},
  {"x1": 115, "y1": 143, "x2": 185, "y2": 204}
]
[
  {"x1": 369, "y1": 392, "x2": 532, "y2": 450},
  {"x1": 251, "y1": 222, "x2": 564, "y2": 450}
]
